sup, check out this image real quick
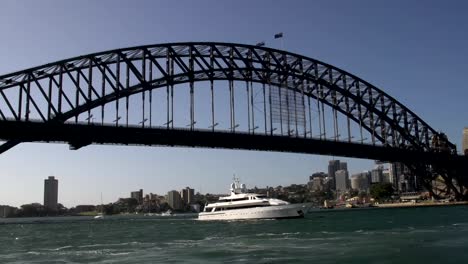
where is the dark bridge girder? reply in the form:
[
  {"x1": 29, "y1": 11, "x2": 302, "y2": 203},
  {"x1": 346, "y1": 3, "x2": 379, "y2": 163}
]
[{"x1": 0, "y1": 120, "x2": 464, "y2": 166}]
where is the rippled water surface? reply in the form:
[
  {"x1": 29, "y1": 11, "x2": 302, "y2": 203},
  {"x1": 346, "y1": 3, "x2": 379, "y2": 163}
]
[{"x1": 1, "y1": 206, "x2": 468, "y2": 263}]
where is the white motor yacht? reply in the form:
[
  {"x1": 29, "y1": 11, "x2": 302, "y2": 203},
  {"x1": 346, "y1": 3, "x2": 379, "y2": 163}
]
[{"x1": 198, "y1": 179, "x2": 311, "y2": 221}]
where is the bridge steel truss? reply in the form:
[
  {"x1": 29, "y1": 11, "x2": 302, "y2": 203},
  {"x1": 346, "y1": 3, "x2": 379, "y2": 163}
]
[{"x1": 0, "y1": 42, "x2": 466, "y2": 198}]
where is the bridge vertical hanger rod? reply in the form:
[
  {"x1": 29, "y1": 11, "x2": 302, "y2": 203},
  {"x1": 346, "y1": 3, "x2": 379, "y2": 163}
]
[
  {"x1": 368, "y1": 87, "x2": 376, "y2": 145},
  {"x1": 166, "y1": 48, "x2": 170, "y2": 129},
  {"x1": 141, "y1": 49, "x2": 146, "y2": 128},
  {"x1": 298, "y1": 59, "x2": 306, "y2": 138},
  {"x1": 148, "y1": 54, "x2": 152, "y2": 127},
  {"x1": 88, "y1": 59, "x2": 93, "y2": 125},
  {"x1": 380, "y1": 95, "x2": 386, "y2": 145},
  {"x1": 301, "y1": 81, "x2": 306, "y2": 138},
  {"x1": 210, "y1": 46, "x2": 215, "y2": 132},
  {"x1": 266, "y1": 54, "x2": 273, "y2": 136},
  {"x1": 278, "y1": 77, "x2": 283, "y2": 135},
  {"x1": 333, "y1": 92, "x2": 338, "y2": 141},
  {"x1": 25, "y1": 76, "x2": 31, "y2": 121},
  {"x1": 343, "y1": 76, "x2": 351, "y2": 143},
  {"x1": 246, "y1": 81, "x2": 250, "y2": 132},
  {"x1": 313, "y1": 67, "x2": 321, "y2": 139},
  {"x1": 189, "y1": 46, "x2": 195, "y2": 131},
  {"x1": 316, "y1": 85, "x2": 322, "y2": 139},
  {"x1": 75, "y1": 71, "x2": 80, "y2": 123},
  {"x1": 391, "y1": 103, "x2": 397, "y2": 147},
  {"x1": 125, "y1": 62, "x2": 130, "y2": 127},
  {"x1": 170, "y1": 52, "x2": 174, "y2": 129},
  {"x1": 115, "y1": 54, "x2": 120, "y2": 126},
  {"x1": 403, "y1": 110, "x2": 408, "y2": 146},
  {"x1": 142, "y1": 50, "x2": 146, "y2": 128},
  {"x1": 294, "y1": 83, "x2": 299, "y2": 137},
  {"x1": 58, "y1": 65, "x2": 63, "y2": 114},
  {"x1": 229, "y1": 47, "x2": 236, "y2": 132},
  {"x1": 248, "y1": 49, "x2": 255, "y2": 135},
  {"x1": 250, "y1": 81, "x2": 255, "y2": 134},
  {"x1": 283, "y1": 66, "x2": 290, "y2": 136},
  {"x1": 16, "y1": 78, "x2": 22, "y2": 119},
  {"x1": 320, "y1": 84, "x2": 326, "y2": 139},
  {"x1": 48, "y1": 77, "x2": 53, "y2": 121},
  {"x1": 329, "y1": 70, "x2": 338, "y2": 141},
  {"x1": 101, "y1": 62, "x2": 105, "y2": 125},
  {"x1": 355, "y1": 81, "x2": 364, "y2": 143},
  {"x1": 307, "y1": 85, "x2": 312, "y2": 138},
  {"x1": 262, "y1": 82, "x2": 267, "y2": 135}
]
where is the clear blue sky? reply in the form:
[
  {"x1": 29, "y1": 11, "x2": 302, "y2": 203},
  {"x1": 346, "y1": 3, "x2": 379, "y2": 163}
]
[{"x1": 0, "y1": 0, "x2": 466, "y2": 207}]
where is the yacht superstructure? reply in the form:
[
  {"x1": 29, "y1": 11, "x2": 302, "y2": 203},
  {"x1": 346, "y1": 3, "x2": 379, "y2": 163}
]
[{"x1": 198, "y1": 179, "x2": 310, "y2": 221}]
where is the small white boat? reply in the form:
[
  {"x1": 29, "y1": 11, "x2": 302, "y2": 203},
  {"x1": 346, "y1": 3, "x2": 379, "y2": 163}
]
[
  {"x1": 94, "y1": 193, "x2": 105, "y2": 219},
  {"x1": 94, "y1": 213, "x2": 104, "y2": 219},
  {"x1": 198, "y1": 179, "x2": 311, "y2": 221},
  {"x1": 161, "y1": 210, "x2": 173, "y2": 216}
]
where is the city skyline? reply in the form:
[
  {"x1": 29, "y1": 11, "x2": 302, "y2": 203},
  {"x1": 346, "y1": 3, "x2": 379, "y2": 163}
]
[
  {"x1": 1, "y1": 0, "x2": 467, "y2": 207},
  {"x1": 8, "y1": 160, "x2": 418, "y2": 208}
]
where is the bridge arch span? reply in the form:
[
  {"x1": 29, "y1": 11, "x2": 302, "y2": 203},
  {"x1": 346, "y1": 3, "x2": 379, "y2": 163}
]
[{"x1": 0, "y1": 42, "x2": 455, "y2": 154}]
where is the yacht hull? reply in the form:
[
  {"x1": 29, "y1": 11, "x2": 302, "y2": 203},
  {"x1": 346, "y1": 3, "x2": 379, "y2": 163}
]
[{"x1": 198, "y1": 203, "x2": 311, "y2": 221}]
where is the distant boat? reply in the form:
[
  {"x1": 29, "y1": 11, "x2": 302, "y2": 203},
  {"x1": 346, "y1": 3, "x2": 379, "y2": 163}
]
[
  {"x1": 161, "y1": 209, "x2": 173, "y2": 216},
  {"x1": 94, "y1": 193, "x2": 105, "y2": 219},
  {"x1": 198, "y1": 178, "x2": 311, "y2": 221},
  {"x1": 94, "y1": 213, "x2": 104, "y2": 219}
]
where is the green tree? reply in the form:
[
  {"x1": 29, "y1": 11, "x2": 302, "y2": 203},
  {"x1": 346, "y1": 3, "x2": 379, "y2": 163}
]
[{"x1": 370, "y1": 183, "x2": 394, "y2": 202}]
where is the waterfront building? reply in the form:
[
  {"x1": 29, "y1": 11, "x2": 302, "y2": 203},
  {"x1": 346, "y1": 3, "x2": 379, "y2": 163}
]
[
  {"x1": 328, "y1": 160, "x2": 340, "y2": 190},
  {"x1": 389, "y1": 162, "x2": 403, "y2": 190},
  {"x1": 0, "y1": 205, "x2": 17, "y2": 218},
  {"x1": 308, "y1": 172, "x2": 328, "y2": 191},
  {"x1": 350, "y1": 172, "x2": 370, "y2": 191},
  {"x1": 131, "y1": 189, "x2": 143, "y2": 204},
  {"x1": 308, "y1": 177, "x2": 324, "y2": 191},
  {"x1": 44, "y1": 176, "x2": 58, "y2": 212},
  {"x1": 371, "y1": 167, "x2": 383, "y2": 183},
  {"x1": 167, "y1": 190, "x2": 183, "y2": 210},
  {"x1": 382, "y1": 169, "x2": 391, "y2": 183},
  {"x1": 339, "y1": 162, "x2": 348, "y2": 171},
  {"x1": 463, "y1": 127, "x2": 468, "y2": 155},
  {"x1": 335, "y1": 170, "x2": 349, "y2": 191},
  {"x1": 180, "y1": 187, "x2": 195, "y2": 205},
  {"x1": 309, "y1": 172, "x2": 327, "y2": 181}
]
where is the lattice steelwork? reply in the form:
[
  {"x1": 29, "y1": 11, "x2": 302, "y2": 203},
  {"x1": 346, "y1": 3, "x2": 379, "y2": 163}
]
[
  {"x1": 270, "y1": 87, "x2": 305, "y2": 134},
  {"x1": 0, "y1": 42, "x2": 455, "y2": 153},
  {"x1": 0, "y1": 42, "x2": 465, "y2": 199}
]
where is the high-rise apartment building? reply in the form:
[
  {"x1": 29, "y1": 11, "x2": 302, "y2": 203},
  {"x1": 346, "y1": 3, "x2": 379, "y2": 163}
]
[
  {"x1": 167, "y1": 190, "x2": 183, "y2": 210},
  {"x1": 131, "y1": 189, "x2": 143, "y2": 204},
  {"x1": 328, "y1": 160, "x2": 349, "y2": 190},
  {"x1": 335, "y1": 170, "x2": 349, "y2": 191},
  {"x1": 371, "y1": 167, "x2": 383, "y2": 183},
  {"x1": 328, "y1": 160, "x2": 340, "y2": 185},
  {"x1": 339, "y1": 162, "x2": 348, "y2": 171},
  {"x1": 350, "y1": 172, "x2": 370, "y2": 191},
  {"x1": 44, "y1": 176, "x2": 58, "y2": 212},
  {"x1": 180, "y1": 187, "x2": 194, "y2": 205}
]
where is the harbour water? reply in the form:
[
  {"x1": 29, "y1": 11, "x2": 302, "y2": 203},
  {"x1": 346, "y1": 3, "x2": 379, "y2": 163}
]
[{"x1": 1, "y1": 205, "x2": 468, "y2": 263}]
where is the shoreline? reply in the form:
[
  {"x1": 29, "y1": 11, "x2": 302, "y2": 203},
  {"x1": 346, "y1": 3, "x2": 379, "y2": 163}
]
[
  {"x1": 317, "y1": 201, "x2": 468, "y2": 212},
  {"x1": 373, "y1": 201, "x2": 468, "y2": 209}
]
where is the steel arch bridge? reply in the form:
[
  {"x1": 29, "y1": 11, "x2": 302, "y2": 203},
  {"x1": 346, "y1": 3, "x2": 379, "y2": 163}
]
[{"x1": 0, "y1": 42, "x2": 466, "y2": 198}]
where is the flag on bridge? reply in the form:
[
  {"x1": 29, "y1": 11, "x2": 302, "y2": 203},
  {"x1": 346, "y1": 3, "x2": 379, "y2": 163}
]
[{"x1": 274, "y1": 32, "x2": 283, "y2": 39}]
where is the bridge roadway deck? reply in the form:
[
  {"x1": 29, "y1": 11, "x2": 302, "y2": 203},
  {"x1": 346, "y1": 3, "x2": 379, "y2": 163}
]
[{"x1": 0, "y1": 120, "x2": 465, "y2": 166}]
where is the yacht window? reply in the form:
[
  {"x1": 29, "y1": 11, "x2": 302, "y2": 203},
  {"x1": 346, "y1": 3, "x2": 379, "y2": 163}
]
[
  {"x1": 256, "y1": 195, "x2": 267, "y2": 199},
  {"x1": 229, "y1": 197, "x2": 250, "y2": 202}
]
